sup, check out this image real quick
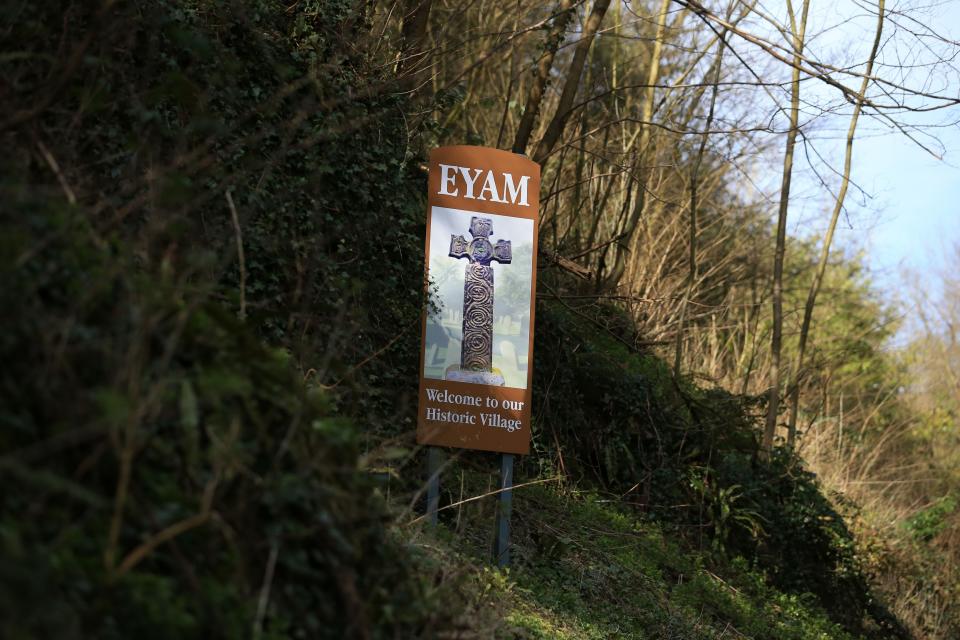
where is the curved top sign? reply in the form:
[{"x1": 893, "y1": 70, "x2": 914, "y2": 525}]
[{"x1": 416, "y1": 146, "x2": 540, "y2": 455}]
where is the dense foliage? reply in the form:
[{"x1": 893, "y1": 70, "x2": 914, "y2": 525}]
[
  {"x1": 1, "y1": 1, "x2": 442, "y2": 637},
  {"x1": 521, "y1": 302, "x2": 909, "y2": 637},
  {"x1": 1, "y1": 0, "x2": 954, "y2": 638}
]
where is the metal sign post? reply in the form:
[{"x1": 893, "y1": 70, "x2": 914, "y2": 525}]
[
  {"x1": 493, "y1": 453, "x2": 514, "y2": 567},
  {"x1": 426, "y1": 446, "x2": 442, "y2": 526}
]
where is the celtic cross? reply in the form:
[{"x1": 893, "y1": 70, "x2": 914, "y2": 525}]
[{"x1": 447, "y1": 216, "x2": 512, "y2": 384}]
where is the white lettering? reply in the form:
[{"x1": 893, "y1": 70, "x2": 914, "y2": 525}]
[
  {"x1": 480, "y1": 412, "x2": 522, "y2": 432},
  {"x1": 502, "y1": 173, "x2": 530, "y2": 206},
  {"x1": 424, "y1": 388, "x2": 482, "y2": 407},
  {"x1": 458, "y1": 167, "x2": 484, "y2": 199},
  {"x1": 478, "y1": 170, "x2": 504, "y2": 202},
  {"x1": 437, "y1": 165, "x2": 531, "y2": 206},
  {"x1": 438, "y1": 164, "x2": 460, "y2": 196},
  {"x1": 426, "y1": 407, "x2": 477, "y2": 424}
]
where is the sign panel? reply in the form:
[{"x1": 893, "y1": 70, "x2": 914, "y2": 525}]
[{"x1": 417, "y1": 146, "x2": 540, "y2": 454}]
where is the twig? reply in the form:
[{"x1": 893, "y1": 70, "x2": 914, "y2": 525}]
[
  {"x1": 104, "y1": 445, "x2": 134, "y2": 574},
  {"x1": 328, "y1": 314, "x2": 421, "y2": 388},
  {"x1": 406, "y1": 475, "x2": 562, "y2": 526},
  {"x1": 225, "y1": 190, "x2": 247, "y2": 321},
  {"x1": 36, "y1": 140, "x2": 77, "y2": 205},
  {"x1": 540, "y1": 280, "x2": 655, "y2": 351},
  {"x1": 112, "y1": 474, "x2": 219, "y2": 580},
  {"x1": 252, "y1": 542, "x2": 280, "y2": 640},
  {"x1": 539, "y1": 247, "x2": 592, "y2": 279}
]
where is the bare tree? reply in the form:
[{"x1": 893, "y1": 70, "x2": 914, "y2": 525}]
[
  {"x1": 512, "y1": 0, "x2": 578, "y2": 154},
  {"x1": 674, "y1": 10, "x2": 733, "y2": 377},
  {"x1": 786, "y1": 0, "x2": 885, "y2": 445},
  {"x1": 763, "y1": 0, "x2": 810, "y2": 454},
  {"x1": 396, "y1": 0, "x2": 434, "y2": 85},
  {"x1": 532, "y1": 0, "x2": 613, "y2": 164}
]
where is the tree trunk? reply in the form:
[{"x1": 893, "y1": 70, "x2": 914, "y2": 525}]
[
  {"x1": 531, "y1": 0, "x2": 612, "y2": 164},
  {"x1": 786, "y1": 0, "x2": 885, "y2": 445},
  {"x1": 512, "y1": 0, "x2": 577, "y2": 154},
  {"x1": 597, "y1": 0, "x2": 672, "y2": 291},
  {"x1": 396, "y1": 0, "x2": 434, "y2": 88},
  {"x1": 763, "y1": 0, "x2": 810, "y2": 454},
  {"x1": 674, "y1": 24, "x2": 729, "y2": 377}
]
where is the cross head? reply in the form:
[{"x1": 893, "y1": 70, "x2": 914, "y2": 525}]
[{"x1": 449, "y1": 217, "x2": 512, "y2": 265}]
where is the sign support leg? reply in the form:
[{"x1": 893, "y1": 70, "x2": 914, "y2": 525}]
[
  {"x1": 426, "y1": 446, "x2": 442, "y2": 526},
  {"x1": 493, "y1": 453, "x2": 514, "y2": 567}
]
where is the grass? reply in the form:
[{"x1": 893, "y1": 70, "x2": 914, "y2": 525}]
[{"x1": 406, "y1": 478, "x2": 858, "y2": 639}]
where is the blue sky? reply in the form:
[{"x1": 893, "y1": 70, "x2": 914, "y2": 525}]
[
  {"x1": 851, "y1": 126, "x2": 960, "y2": 284},
  {"x1": 756, "y1": 0, "x2": 960, "y2": 304}
]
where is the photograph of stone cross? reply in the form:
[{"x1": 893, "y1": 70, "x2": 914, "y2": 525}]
[{"x1": 445, "y1": 216, "x2": 512, "y2": 385}]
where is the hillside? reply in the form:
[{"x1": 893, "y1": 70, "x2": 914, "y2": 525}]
[{"x1": 2, "y1": 1, "x2": 958, "y2": 639}]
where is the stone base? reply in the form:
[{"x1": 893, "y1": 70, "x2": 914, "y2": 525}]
[{"x1": 444, "y1": 365, "x2": 505, "y2": 386}]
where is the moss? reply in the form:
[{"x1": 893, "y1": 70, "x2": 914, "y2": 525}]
[{"x1": 416, "y1": 480, "x2": 858, "y2": 639}]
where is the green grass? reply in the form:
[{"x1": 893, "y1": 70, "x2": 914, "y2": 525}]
[{"x1": 413, "y1": 481, "x2": 859, "y2": 639}]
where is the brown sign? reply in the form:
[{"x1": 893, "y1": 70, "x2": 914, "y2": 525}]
[{"x1": 416, "y1": 146, "x2": 540, "y2": 455}]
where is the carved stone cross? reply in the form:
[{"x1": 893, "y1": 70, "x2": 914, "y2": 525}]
[{"x1": 446, "y1": 216, "x2": 512, "y2": 385}]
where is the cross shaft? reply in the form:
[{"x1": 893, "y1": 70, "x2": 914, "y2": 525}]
[{"x1": 447, "y1": 217, "x2": 512, "y2": 382}]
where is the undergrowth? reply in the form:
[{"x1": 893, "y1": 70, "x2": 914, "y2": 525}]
[
  {"x1": 0, "y1": 0, "x2": 930, "y2": 638},
  {"x1": 413, "y1": 481, "x2": 862, "y2": 639}
]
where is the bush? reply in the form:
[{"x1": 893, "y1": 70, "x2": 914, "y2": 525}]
[
  {"x1": 0, "y1": 201, "x2": 464, "y2": 637},
  {"x1": 0, "y1": 1, "x2": 453, "y2": 636},
  {"x1": 524, "y1": 300, "x2": 908, "y2": 638}
]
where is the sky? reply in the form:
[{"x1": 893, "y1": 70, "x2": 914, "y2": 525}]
[
  {"x1": 753, "y1": 0, "x2": 960, "y2": 310},
  {"x1": 851, "y1": 124, "x2": 960, "y2": 285}
]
